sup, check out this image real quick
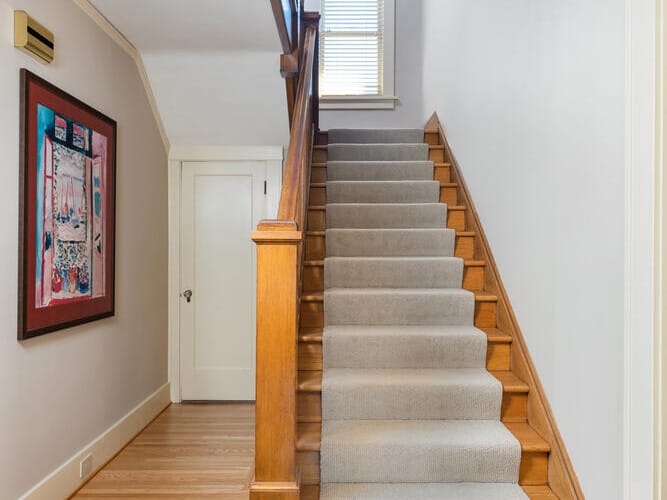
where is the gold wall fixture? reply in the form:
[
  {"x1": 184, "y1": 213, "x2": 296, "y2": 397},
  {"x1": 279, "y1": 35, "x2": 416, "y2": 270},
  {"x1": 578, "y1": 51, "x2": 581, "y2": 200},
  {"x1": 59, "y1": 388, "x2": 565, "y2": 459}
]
[{"x1": 14, "y1": 11, "x2": 54, "y2": 64}]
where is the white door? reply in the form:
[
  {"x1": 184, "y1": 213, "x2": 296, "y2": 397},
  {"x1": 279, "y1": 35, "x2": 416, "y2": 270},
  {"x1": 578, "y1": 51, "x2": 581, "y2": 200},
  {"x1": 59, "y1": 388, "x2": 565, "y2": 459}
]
[{"x1": 180, "y1": 161, "x2": 266, "y2": 400}]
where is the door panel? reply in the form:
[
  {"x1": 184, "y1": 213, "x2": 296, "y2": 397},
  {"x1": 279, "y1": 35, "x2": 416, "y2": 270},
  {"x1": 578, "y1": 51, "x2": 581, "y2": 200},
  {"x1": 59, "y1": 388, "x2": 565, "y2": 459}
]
[{"x1": 180, "y1": 161, "x2": 265, "y2": 400}]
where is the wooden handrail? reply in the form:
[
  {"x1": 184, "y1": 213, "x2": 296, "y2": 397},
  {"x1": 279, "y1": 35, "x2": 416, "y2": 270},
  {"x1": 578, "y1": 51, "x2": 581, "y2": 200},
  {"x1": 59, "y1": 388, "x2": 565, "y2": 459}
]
[
  {"x1": 271, "y1": 0, "x2": 299, "y2": 54},
  {"x1": 250, "y1": 9, "x2": 319, "y2": 500},
  {"x1": 277, "y1": 24, "x2": 317, "y2": 223}
]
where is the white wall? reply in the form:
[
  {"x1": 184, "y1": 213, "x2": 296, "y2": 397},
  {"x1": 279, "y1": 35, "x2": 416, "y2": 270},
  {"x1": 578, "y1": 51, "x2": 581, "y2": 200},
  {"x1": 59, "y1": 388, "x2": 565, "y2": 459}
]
[
  {"x1": 0, "y1": 1, "x2": 168, "y2": 498},
  {"x1": 421, "y1": 1, "x2": 625, "y2": 498},
  {"x1": 142, "y1": 51, "x2": 289, "y2": 146},
  {"x1": 307, "y1": 0, "x2": 424, "y2": 130}
]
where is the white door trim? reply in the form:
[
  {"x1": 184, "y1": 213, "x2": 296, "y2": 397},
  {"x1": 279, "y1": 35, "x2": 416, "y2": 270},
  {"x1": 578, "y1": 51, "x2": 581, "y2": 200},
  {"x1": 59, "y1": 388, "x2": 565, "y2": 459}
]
[
  {"x1": 167, "y1": 146, "x2": 283, "y2": 403},
  {"x1": 625, "y1": 0, "x2": 660, "y2": 497}
]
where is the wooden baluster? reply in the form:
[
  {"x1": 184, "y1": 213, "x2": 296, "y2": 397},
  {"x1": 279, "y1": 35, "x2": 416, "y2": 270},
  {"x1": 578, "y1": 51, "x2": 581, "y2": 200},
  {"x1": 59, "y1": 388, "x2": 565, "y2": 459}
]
[{"x1": 251, "y1": 222, "x2": 302, "y2": 500}]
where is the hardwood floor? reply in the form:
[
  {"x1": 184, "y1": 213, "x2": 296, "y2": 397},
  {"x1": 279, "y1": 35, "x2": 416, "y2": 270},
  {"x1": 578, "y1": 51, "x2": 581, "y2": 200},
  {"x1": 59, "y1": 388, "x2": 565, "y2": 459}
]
[{"x1": 73, "y1": 403, "x2": 255, "y2": 499}]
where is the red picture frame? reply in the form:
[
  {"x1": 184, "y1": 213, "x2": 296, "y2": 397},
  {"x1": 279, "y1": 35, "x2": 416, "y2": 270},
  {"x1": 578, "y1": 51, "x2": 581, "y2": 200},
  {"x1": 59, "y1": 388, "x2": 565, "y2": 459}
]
[{"x1": 18, "y1": 69, "x2": 116, "y2": 340}]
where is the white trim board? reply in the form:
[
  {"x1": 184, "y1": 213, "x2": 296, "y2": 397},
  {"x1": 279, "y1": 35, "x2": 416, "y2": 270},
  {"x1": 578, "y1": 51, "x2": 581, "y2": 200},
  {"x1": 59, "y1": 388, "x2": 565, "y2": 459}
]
[
  {"x1": 624, "y1": 0, "x2": 660, "y2": 497},
  {"x1": 72, "y1": 0, "x2": 170, "y2": 153},
  {"x1": 19, "y1": 383, "x2": 171, "y2": 500},
  {"x1": 167, "y1": 146, "x2": 283, "y2": 403}
]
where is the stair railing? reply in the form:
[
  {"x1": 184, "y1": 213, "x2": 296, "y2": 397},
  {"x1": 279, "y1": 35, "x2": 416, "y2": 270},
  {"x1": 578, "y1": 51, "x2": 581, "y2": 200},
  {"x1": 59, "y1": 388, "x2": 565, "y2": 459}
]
[{"x1": 250, "y1": 9, "x2": 320, "y2": 500}]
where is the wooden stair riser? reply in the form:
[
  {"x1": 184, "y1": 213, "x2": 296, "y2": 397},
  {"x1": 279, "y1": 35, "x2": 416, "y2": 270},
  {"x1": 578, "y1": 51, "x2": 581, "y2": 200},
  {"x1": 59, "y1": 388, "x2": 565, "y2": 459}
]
[
  {"x1": 434, "y1": 163, "x2": 452, "y2": 184},
  {"x1": 447, "y1": 206, "x2": 466, "y2": 231},
  {"x1": 310, "y1": 184, "x2": 326, "y2": 206},
  {"x1": 455, "y1": 232, "x2": 475, "y2": 259},
  {"x1": 309, "y1": 181, "x2": 459, "y2": 208},
  {"x1": 300, "y1": 337, "x2": 510, "y2": 373},
  {"x1": 429, "y1": 145, "x2": 446, "y2": 162},
  {"x1": 303, "y1": 263, "x2": 324, "y2": 293},
  {"x1": 297, "y1": 451, "x2": 320, "y2": 484},
  {"x1": 424, "y1": 130, "x2": 441, "y2": 145},
  {"x1": 311, "y1": 164, "x2": 327, "y2": 183},
  {"x1": 304, "y1": 260, "x2": 486, "y2": 294},
  {"x1": 301, "y1": 294, "x2": 496, "y2": 330},
  {"x1": 307, "y1": 207, "x2": 326, "y2": 231},
  {"x1": 440, "y1": 184, "x2": 458, "y2": 206},
  {"x1": 487, "y1": 341, "x2": 511, "y2": 371},
  {"x1": 520, "y1": 452, "x2": 550, "y2": 486},
  {"x1": 296, "y1": 373, "x2": 527, "y2": 424},
  {"x1": 300, "y1": 485, "x2": 320, "y2": 500},
  {"x1": 309, "y1": 204, "x2": 467, "y2": 232},
  {"x1": 313, "y1": 146, "x2": 327, "y2": 163},
  {"x1": 463, "y1": 261, "x2": 485, "y2": 290},
  {"x1": 475, "y1": 299, "x2": 497, "y2": 328},
  {"x1": 305, "y1": 233, "x2": 325, "y2": 260}
]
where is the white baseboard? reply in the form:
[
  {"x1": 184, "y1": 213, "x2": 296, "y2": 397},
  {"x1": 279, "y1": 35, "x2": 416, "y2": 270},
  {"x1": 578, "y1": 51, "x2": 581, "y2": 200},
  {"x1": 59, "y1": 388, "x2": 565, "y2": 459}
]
[{"x1": 20, "y1": 383, "x2": 171, "y2": 500}]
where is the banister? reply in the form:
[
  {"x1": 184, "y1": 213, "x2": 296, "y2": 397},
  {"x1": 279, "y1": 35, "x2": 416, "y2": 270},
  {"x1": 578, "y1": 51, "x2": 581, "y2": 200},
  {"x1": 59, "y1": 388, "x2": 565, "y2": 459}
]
[
  {"x1": 271, "y1": 0, "x2": 298, "y2": 54},
  {"x1": 276, "y1": 24, "x2": 317, "y2": 223},
  {"x1": 250, "y1": 9, "x2": 319, "y2": 500}
]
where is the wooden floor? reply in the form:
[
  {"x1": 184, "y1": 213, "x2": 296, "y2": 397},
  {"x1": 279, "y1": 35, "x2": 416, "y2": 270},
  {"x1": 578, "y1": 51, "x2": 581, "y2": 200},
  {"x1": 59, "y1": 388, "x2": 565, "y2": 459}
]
[{"x1": 73, "y1": 403, "x2": 255, "y2": 499}]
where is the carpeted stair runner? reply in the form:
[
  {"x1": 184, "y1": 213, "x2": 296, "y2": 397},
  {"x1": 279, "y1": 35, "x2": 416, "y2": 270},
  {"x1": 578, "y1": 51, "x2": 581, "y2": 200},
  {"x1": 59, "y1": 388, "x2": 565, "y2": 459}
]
[{"x1": 320, "y1": 128, "x2": 527, "y2": 499}]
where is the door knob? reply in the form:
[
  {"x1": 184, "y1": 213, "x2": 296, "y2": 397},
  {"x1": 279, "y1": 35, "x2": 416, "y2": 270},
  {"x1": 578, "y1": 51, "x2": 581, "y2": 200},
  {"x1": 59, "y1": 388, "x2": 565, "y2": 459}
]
[{"x1": 183, "y1": 289, "x2": 193, "y2": 303}]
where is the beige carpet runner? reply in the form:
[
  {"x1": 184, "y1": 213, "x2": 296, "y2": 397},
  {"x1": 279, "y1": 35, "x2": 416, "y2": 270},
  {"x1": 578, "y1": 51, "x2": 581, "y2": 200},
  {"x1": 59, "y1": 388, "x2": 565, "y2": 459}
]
[{"x1": 319, "y1": 129, "x2": 527, "y2": 500}]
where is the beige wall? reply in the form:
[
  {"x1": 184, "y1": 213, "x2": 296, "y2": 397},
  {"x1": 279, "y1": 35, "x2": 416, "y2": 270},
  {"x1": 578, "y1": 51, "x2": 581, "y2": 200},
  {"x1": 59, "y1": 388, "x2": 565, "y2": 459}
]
[{"x1": 0, "y1": 1, "x2": 168, "y2": 498}]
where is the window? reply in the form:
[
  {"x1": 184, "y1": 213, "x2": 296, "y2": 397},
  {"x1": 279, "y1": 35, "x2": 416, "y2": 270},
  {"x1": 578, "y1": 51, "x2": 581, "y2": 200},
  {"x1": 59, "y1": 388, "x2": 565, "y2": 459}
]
[{"x1": 319, "y1": 0, "x2": 396, "y2": 109}]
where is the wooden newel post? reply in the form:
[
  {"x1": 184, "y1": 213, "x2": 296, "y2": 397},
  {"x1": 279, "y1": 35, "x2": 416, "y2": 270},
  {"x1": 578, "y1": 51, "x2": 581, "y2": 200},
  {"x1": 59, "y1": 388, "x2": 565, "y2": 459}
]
[{"x1": 250, "y1": 222, "x2": 302, "y2": 500}]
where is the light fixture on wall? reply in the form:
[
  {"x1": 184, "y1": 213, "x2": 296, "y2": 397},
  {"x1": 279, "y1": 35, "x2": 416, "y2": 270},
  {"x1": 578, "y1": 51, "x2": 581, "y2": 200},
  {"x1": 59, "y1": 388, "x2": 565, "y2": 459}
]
[{"x1": 14, "y1": 11, "x2": 54, "y2": 64}]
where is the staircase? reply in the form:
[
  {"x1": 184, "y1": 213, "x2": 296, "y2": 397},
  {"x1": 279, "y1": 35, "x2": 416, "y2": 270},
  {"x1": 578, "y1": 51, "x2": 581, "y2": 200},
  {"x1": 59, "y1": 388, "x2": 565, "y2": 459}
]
[{"x1": 296, "y1": 126, "x2": 569, "y2": 499}]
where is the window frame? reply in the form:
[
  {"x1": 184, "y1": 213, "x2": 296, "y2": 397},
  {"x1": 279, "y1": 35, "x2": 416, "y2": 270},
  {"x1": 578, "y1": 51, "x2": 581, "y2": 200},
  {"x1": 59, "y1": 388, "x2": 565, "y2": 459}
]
[{"x1": 318, "y1": 0, "x2": 396, "y2": 110}]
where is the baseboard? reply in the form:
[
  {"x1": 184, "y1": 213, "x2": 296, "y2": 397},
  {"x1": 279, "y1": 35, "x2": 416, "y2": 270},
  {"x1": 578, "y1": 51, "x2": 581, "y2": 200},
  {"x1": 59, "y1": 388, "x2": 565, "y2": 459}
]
[{"x1": 19, "y1": 382, "x2": 171, "y2": 500}]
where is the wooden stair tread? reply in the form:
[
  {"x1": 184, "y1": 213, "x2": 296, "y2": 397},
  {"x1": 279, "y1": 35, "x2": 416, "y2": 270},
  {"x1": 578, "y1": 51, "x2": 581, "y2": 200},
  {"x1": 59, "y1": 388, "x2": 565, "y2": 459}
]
[
  {"x1": 309, "y1": 205, "x2": 326, "y2": 211},
  {"x1": 434, "y1": 162, "x2": 452, "y2": 167},
  {"x1": 303, "y1": 259, "x2": 484, "y2": 268},
  {"x1": 522, "y1": 485, "x2": 559, "y2": 499},
  {"x1": 314, "y1": 145, "x2": 327, "y2": 150},
  {"x1": 299, "y1": 327, "x2": 510, "y2": 345},
  {"x1": 301, "y1": 294, "x2": 324, "y2": 302},
  {"x1": 505, "y1": 423, "x2": 551, "y2": 453},
  {"x1": 306, "y1": 231, "x2": 325, "y2": 236},
  {"x1": 483, "y1": 328, "x2": 513, "y2": 344},
  {"x1": 296, "y1": 423, "x2": 550, "y2": 455},
  {"x1": 301, "y1": 291, "x2": 495, "y2": 302},
  {"x1": 448, "y1": 205, "x2": 466, "y2": 211},
  {"x1": 465, "y1": 260, "x2": 485, "y2": 267},
  {"x1": 429, "y1": 145, "x2": 445, "y2": 150},
  {"x1": 312, "y1": 162, "x2": 327, "y2": 167},
  {"x1": 490, "y1": 371, "x2": 529, "y2": 393},
  {"x1": 475, "y1": 291, "x2": 497, "y2": 302},
  {"x1": 299, "y1": 328, "x2": 324, "y2": 343},
  {"x1": 311, "y1": 182, "x2": 326, "y2": 188},
  {"x1": 441, "y1": 182, "x2": 458, "y2": 188},
  {"x1": 456, "y1": 231, "x2": 475, "y2": 237},
  {"x1": 299, "y1": 370, "x2": 526, "y2": 394}
]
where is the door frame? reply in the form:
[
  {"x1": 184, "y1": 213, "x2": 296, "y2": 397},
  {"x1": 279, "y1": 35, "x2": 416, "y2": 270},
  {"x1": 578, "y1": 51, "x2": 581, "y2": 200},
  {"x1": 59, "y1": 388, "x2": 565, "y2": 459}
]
[{"x1": 167, "y1": 145, "x2": 283, "y2": 403}]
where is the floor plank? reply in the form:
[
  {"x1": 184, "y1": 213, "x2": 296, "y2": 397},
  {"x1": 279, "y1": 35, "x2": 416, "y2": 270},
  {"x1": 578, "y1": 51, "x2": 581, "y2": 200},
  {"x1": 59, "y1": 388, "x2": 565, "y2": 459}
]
[{"x1": 72, "y1": 403, "x2": 255, "y2": 499}]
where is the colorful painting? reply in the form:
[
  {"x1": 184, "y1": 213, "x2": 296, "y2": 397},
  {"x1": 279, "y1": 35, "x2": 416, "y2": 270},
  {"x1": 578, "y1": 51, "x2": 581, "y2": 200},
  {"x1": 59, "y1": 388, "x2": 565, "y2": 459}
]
[{"x1": 19, "y1": 70, "x2": 116, "y2": 340}]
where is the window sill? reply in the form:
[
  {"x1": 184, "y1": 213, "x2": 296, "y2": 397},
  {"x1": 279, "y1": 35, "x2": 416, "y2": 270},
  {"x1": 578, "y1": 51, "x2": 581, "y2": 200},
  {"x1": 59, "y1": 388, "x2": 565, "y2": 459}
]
[{"x1": 320, "y1": 95, "x2": 399, "y2": 110}]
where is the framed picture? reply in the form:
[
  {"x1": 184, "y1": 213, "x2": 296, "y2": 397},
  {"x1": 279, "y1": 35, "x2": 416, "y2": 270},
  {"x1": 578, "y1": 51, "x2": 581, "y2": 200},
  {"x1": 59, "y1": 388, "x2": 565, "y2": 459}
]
[{"x1": 18, "y1": 69, "x2": 116, "y2": 340}]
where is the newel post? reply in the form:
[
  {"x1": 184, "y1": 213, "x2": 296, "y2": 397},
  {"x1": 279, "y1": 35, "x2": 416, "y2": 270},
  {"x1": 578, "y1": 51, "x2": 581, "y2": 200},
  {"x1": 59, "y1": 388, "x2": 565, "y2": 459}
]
[{"x1": 250, "y1": 222, "x2": 302, "y2": 500}]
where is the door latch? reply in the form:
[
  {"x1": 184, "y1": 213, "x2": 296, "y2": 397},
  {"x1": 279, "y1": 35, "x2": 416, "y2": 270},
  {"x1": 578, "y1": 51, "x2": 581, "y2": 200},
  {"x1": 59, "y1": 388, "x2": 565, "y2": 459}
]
[{"x1": 182, "y1": 289, "x2": 193, "y2": 303}]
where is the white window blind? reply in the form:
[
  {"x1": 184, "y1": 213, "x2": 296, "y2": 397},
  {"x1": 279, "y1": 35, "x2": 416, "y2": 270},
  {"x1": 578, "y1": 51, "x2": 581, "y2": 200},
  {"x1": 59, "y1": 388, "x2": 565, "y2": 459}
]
[{"x1": 320, "y1": 0, "x2": 385, "y2": 97}]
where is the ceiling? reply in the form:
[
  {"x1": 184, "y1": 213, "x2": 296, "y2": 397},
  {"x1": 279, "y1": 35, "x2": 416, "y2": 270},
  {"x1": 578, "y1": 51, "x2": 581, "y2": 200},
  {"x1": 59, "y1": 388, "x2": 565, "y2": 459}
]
[
  {"x1": 88, "y1": 0, "x2": 289, "y2": 146},
  {"x1": 90, "y1": 0, "x2": 281, "y2": 52}
]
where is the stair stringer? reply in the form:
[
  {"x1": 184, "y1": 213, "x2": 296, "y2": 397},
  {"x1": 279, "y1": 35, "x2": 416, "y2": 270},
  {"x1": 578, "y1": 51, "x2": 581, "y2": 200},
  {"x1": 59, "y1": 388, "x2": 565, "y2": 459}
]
[{"x1": 425, "y1": 112, "x2": 584, "y2": 499}]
